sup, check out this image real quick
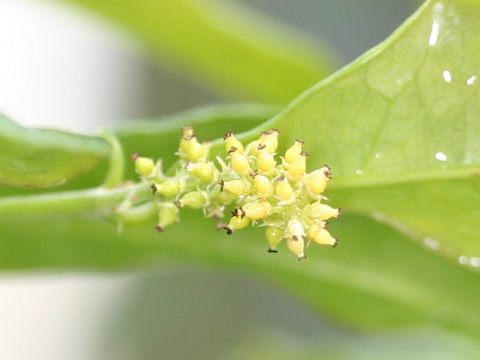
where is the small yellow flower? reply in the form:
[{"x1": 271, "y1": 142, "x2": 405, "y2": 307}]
[
  {"x1": 132, "y1": 154, "x2": 155, "y2": 177},
  {"x1": 309, "y1": 225, "x2": 337, "y2": 247},
  {"x1": 252, "y1": 173, "x2": 273, "y2": 197},
  {"x1": 156, "y1": 203, "x2": 179, "y2": 231},
  {"x1": 287, "y1": 151, "x2": 307, "y2": 179},
  {"x1": 225, "y1": 214, "x2": 250, "y2": 234},
  {"x1": 284, "y1": 139, "x2": 303, "y2": 164},
  {"x1": 286, "y1": 236, "x2": 306, "y2": 260},
  {"x1": 242, "y1": 201, "x2": 272, "y2": 221},
  {"x1": 153, "y1": 179, "x2": 185, "y2": 198},
  {"x1": 266, "y1": 226, "x2": 283, "y2": 252},
  {"x1": 178, "y1": 191, "x2": 208, "y2": 209},
  {"x1": 308, "y1": 165, "x2": 331, "y2": 194},
  {"x1": 230, "y1": 148, "x2": 251, "y2": 176},
  {"x1": 224, "y1": 131, "x2": 244, "y2": 154},
  {"x1": 186, "y1": 162, "x2": 218, "y2": 183},
  {"x1": 259, "y1": 129, "x2": 280, "y2": 153},
  {"x1": 308, "y1": 202, "x2": 341, "y2": 220},
  {"x1": 221, "y1": 179, "x2": 251, "y2": 196},
  {"x1": 275, "y1": 176, "x2": 294, "y2": 202},
  {"x1": 257, "y1": 145, "x2": 276, "y2": 174}
]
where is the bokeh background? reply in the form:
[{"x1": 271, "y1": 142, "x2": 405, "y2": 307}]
[{"x1": 0, "y1": 1, "x2": 419, "y2": 359}]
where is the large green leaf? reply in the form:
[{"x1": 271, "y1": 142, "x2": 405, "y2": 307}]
[
  {"x1": 230, "y1": 0, "x2": 480, "y2": 263},
  {"x1": 1, "y1": 212, "x2": 480, "y2": 339},
  {"x1": 60, "y1": 0, "x2": 335, "y2": 103},
  {"x1": 0, "y1": 112, "x2": 109, "y2": 187}
]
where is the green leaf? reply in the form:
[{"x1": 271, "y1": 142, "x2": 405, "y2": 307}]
[
  {"x1": 0, "y1": 112, "x2": 109, "y2": 188},
  {"x1": 0, "y1": 104, "x2": 277, "y2": 196},
  {"x1": 234, "y1": 0, "x2": 480, "y2": 263},
  {"x1": 1, "y1": 212, "x2": 480, "y2": 338},
  {"x1": 60, "y1": 0, "x2": 336, "y2": 103}
]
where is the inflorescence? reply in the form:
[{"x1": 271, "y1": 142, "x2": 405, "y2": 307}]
[{"x1": 131, "y1": 127, "x2": 340, "y2": 260}]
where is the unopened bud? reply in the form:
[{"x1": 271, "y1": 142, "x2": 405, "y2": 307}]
[
  {"x1": 134, "y1": 156, "x2": 155, "y2": 177},
  {"x1": 230, "y1": 148, "x2": 251, "y2": 175},
  {"x1": 156, "y1": 203, "x2": 179, "y2": 231},
  {"x1": 153, "y1": 179, "x2": 185, "y2": 198},
  {"x1": 275, "y1": 176, "x2": 294, "y2": 201},
  {"x1": 266, "y1": 226, "x2": 283, "y2": 252},
  {"x1": 308, "y1": 166, "x2": 331, "y2": 194},
  {"x1": 309, "y1": 226, "x2": 337, "y2": 247},
  {"x1": 224, "y1": 131, "x2": 244, "y2": 154},
  {"x1": 284, "y1": 139, "x2": 303, "y2": 164},
  {"x1": 287, "y1": 219, "x2": 306, "y2": 240},
  {"x1": 178, "y1": 191, "x2": 208, "y2": 209},
  {"x1": 225, "y1": 215, "x2": 250, "y2": 234},
  {"x1": 252, "y1": 173, "x2": 273, "y2": 197},
  {"x1": 242, "y1": 201, "x2": 272, "y2": 220},
  {"x1": 259, "y1": 129, "x2": 279, "y2": 153},
  {"x1": 187, "y1": 162, "x2": 218, "y2": 183},
  {"x1": 287, "y1": 151, "x2": 307, "y2": 179},
  {"x1": 246, "y1": 140, "x2": 260, "y2": 156},
  {"x1": 221, "y1": 179, "x2": 251, "y2": 196},
  {"x1": 257, "y1": 146, "x2": 276, "y2": 174},
  {"x1": 308, "y1": 202, "x2": 341, "y2": 220},
  {"x1": 286, "y1": 236, "x2": 306, "y2": 260}
]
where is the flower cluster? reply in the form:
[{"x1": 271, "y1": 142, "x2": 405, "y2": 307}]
[{"x1": 132, "y1": 126, "x2": 340, "y2": 260}]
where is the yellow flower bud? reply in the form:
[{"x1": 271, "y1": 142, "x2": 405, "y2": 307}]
[
  {"x1": 230, "y1": 148, "x2": 250, "y2": 176},
  {"x1": 221, "y1": 179, "x2": 251, "y2": 196},
  {"x1": 133, "y1": 155, "x2": 155, "y2": 177},
  {"x1": 287, "y1": 151, "x2": 307, "y2": 179},
  {"x1": 153, "y1": 179, "x2": 185, "y2": 198},
  {"x1": 242, "y1": 201, "x2": 272, "y2": 221},
  {"x1": 156, "y1": 203, "x2": 179, "y2": 231},
  {"x1": 224, "y1": 131, "x2": 244, "y2": 154},
  {"x1": 245, "y1": 140, "x2": 260, "y2": 156},
  {"x1": 178, "y1": 191, "x2": 208, "y2": 209},
  {"x1": 257, "y1": 146, "x2": 276, "y2": 174},
  {"x1": 287, "y1": 219, "x2": 306, "y2": 240},
  {"x1": 179, "y1": 127, "x2": 195, "y2": 155},
  {"x1": 275, "y1": 176, "x2": 294, "y2": 201},
  {"x1": 286, "y1": 236, "x2": 306, "y2": 260},
  {"x1": 259, "y1": 129, "x2": 280, "y2": 153},
  {"x1": 308, "y1": 165, "x2": 331, "y2": 194},
  {"x1": 252, "y1": 173, "x2": 273, "y2": 197},
  {"x1": 182, "y1": 126, "x2": 194, "y2": 138},
  {"x1": 308, "y1": 202, "x2": 341, "y2": 221},
  {"x1": 309, "y1": 226, "x2": 338, "y2": 247},
  {"x1": 225, "y1": 214, "x2": 250, "y2": 234},
  {"x1": 266, "y1": 226, "x2": 283, "y2": 252},
  {"x1": 186, "y1": 162, "x2": 218, "y2": 183},
  {"x1": 284, "y1": 139, "x2": 303, "y2": 164},
  {"x1": 184, "y1": 136, "x2": 205, "y2": 162}
]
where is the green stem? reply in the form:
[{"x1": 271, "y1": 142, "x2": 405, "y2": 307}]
[
  {"x1": 0, "y1": 182, "x2": 151, "y2": 217},
  {"x1": 99, "y1": 129, "x2": 125, "y2": 189}
]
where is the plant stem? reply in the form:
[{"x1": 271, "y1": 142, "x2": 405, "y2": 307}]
[{"x1": 0, "y1": 182, "x2": 151, "y2": 217}]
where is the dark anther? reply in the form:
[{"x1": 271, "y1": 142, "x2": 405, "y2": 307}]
[
  {"x1": 131, "y1": 152, "x2": 140, "y2": 161},
  {"x1": 267, "y1": 248, "x2": 278, "y2": 253},
  {"x1": 151, "y1": 183, "x2": 157, "y2": 194},
  {"x1": 223, "y1": 131, "x2": 233, "y2": 140},
  {"x1": 228, "y1": 146, "x2": 237, "y2": 154},
  {"x1": 257, "y1": 143, "x2": 266, "y2": 150},
  {"x1": 155, "y1": 225, "x2": 165, "y2": 232},
  {"x1": 333, "y1": 238, "x2": 339, "y2": 248},
  {"x1": 300, "y1": 151, "x2": 309, "y2": 157},
  {"x1": 220, "y1": 180, "x2": 225, "y2": 191}
]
